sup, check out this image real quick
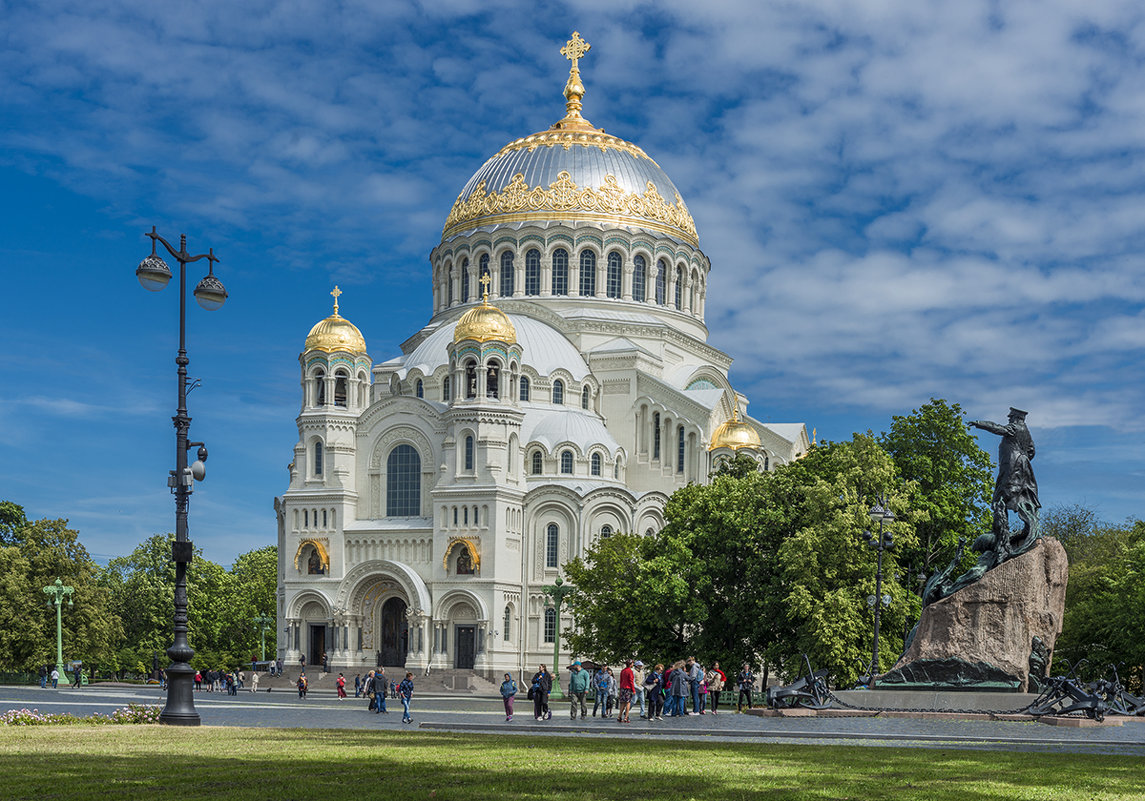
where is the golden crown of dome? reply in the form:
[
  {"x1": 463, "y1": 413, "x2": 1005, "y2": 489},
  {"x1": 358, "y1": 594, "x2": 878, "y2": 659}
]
[
  {"x1": 304, "y1": 286, "x2": 367, "y2": 353},
  {"x1": 454, "y1": 278, "x2": 517, "y2": 345},
  {"x1": 709, "y1": 407, "x2": 761, "y2": 451}
]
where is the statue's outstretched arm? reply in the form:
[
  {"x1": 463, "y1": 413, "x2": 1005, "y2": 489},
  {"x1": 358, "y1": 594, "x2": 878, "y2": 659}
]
[{"x1": 970, "y1": 420, "x2": 1006, "y2": 436}]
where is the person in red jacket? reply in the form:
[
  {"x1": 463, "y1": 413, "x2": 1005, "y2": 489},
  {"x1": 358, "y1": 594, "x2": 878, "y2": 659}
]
[
  {"x1": 617, "y1": 659, "x2": 636, "y2": 724},
  {"x1": 336, "y1": 672, "x2": 347, "y2": 699}
]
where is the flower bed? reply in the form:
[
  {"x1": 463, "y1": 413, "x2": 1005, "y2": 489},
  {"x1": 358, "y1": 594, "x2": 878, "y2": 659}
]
[{"x1": 1, "y1": 703, "x2": 161, "y2": 726}]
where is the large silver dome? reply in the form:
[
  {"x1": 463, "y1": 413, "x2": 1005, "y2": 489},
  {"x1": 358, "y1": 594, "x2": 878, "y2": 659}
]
[{"x1": 441, "y1": 126, "x2": 698, "y2": 246}]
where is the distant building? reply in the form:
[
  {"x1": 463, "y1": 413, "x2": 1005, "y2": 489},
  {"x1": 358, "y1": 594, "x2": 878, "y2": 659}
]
[{"x1": 275, "y1": 34, "x2": 808, "y2": 678}]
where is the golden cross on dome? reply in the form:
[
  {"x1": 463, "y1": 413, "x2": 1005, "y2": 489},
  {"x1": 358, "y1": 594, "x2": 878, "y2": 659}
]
[
  {"x1": 561, "y1": 31, "x2": 591, "y2": 70},
  {"x1": 331, "y1": 285, "x2": 342, "y2": 315},
  {"x1": 479, "y1": 272, "x2": 491, "y2": 301},
  {"x1": 559, "y1": 32, "x2": 591, "y2": 123}
]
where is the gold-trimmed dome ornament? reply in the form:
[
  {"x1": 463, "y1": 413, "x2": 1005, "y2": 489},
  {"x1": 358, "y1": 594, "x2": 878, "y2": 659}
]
[
  {"x1": 709, "y1": 407, "x2": 761, "y2": 451},
  {"x1": 304, "y1": 286, "x2": 367, "y2": 353},
  {"x1": 453, "y1": 275, "x2": 517, "y2": 344}
]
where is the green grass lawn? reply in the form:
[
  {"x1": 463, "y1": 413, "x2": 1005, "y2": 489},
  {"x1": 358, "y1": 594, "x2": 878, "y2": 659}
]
[{"x1": 0, "y1": 727, "x2": 1142, "y2": 801}]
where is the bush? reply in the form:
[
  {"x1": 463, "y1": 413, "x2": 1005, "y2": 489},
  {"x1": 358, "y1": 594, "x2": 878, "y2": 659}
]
[{"x1": 0, "y1": 704, "x2": 160, "y2": 726}]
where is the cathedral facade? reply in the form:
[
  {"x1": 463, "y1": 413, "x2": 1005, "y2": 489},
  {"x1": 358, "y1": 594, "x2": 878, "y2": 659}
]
[{"x1": 275, "y1": 34, "x2": 808, "y2": 678}]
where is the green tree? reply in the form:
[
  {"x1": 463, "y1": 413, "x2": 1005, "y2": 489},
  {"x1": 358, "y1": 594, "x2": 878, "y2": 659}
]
[
  {"x1": 220, "y1": 546, "x2": 278, "y2": 663},
  {"x1": 106, "y1": 533, "x2": 234, "y2": 672},
  {"x1": 563, "y1": 532, "x2": 698, "y2": 664},
  {"x1": 1052, "y1": 510, "x2": 1145, "y2": 689},
  {"x1": 776, "y1": 434, "x2": 925, "y2": 687},
  {"x1": 0, "y1": 512, "x2": 122, "y2": 672},
  {"x1": 878, "y1": 398, "x2": 993, "y2": 577},
  {"x1": 0, "y1": 501, "x2": 26, "y2": 545}
]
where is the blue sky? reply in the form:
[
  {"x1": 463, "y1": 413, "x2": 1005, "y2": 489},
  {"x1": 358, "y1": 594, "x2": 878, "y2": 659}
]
[{"x1": 1, "y1": 1, "x2": 1142, "y2": 565}]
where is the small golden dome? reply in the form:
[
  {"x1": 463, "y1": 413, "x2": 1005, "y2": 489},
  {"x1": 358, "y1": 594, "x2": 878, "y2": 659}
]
[
  {"x1": 304, "y1": 286, "x2": 367, "y2": 353},
  {"x1": 453, "y1": 284, "x2": 517, "y2": 345},
  {"x1": 709, "y1": 408, "x2": 761, "y2": 451}
]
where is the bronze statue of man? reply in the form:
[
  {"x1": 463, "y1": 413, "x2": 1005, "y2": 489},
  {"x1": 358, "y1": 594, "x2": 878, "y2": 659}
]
[{"x1": 970, "y1": 408, "x2": 1041, "y2": 560}]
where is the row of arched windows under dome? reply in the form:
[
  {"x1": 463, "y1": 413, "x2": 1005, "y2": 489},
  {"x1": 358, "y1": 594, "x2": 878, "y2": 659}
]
[
  {"x1": 305, "y1": 366, "x2": 369, "y2": 410},
  {"x1": 434, "y1": 245, "x2": 706, "y2": 318},
  {"x1": 420, "y1": 364, "x2": 596, "y2": 411},
  {"x1": 529, "y1": 447, "x2": 622, "y2": 480}
]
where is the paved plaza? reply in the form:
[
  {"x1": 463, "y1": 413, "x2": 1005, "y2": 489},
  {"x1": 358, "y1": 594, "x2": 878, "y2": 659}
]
[{"x1": 3, "y1": 684, "x2": 1143, "y2": 755}]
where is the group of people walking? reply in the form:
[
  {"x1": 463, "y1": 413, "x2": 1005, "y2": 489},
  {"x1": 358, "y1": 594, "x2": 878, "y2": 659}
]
[
  {"x1": 506, "y1": 658, "x2": 758, "y2": 723},
  {"x1": 360, "y1": 668, "x2": 415, "y2": 723}
]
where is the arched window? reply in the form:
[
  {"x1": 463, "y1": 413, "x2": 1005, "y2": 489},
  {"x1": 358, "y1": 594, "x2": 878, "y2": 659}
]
[
  {"x1": 519, "y1": 375, "x2": 530, "y2": 402},
  {"x1": 546, "y1": 523, "x2": 559, "y2": 568},
  {"x1": 581, "y1": 385, "x2": 590, "y2": 410},
  {"x1": 479, "y1": 253, "x2": 490, "y2": 295},
  {"x1": 579, "y1": 250, "x2": 596, "y2": 296},
  {"x1": 416, "y1": 379, "x2": 424, "y2": 399},
  {"x1": 656, "y1": 259, "x2": 667, "y2": 304},
  {"x1": 386, "y1": 444, "x2": 421, "y2": 516},
  {"x1": 677, "y1": 425, "x2": 685, "y2": 473},
  {"x1": 544, "y1": 607, "x2": 556, "y2": 643},
  {"x1": 552, "y1": 248, "x2": 568, "y2": 295},
  {"x1": 334, "y1": 372, "x2": 348, "y2": 407},
  {"x1": 560, "y1": 450, "x2": 573, "y2": 474},
  {"x1": 460, "y1": 257, "x2": 470, "y2": 303},
  {"x1": 447, "y1": 264, "x2": 455, "y2": 305},
  {"x1": 464, "y1": 506, "x2": 469, "y2": 525},
  {"x1": 500, "y1": 251, "x2": 514, "y2": 296},
  {"x1": 315, "y1": 369, "x2": 326, "y2": 406},
  {"x1": 531, "y1": 450, "x2": 543, "y2": 475},
  {"x1": 606, "y1": 252, "x2": 622, "y2": 298},
  {"x1": 600, "y1": 524, "x2": 612, "y2": 540},
  {"x1": 525, "y1": 249, "x2": 541, "y2": 295},
  {"x1": 590, "y1": 452, "x2": 601, "y2": 476},
  {"x1": 314, "y1": 440, "x2": 323, "y2": 476},
  {"x1": 465, "y1": 360, "x2": 477, "y2": 399},
  {"x1": 552, "y1": 379, "x2": 564, "y2": 405},
  {"x1": 645, "y1": 528, "x2": 654, "y2": 537},
  {"x1": 633, "y1": 255, "x2": 647, "y2": 302},
  {"x1": 303, "y1": 508, "x2": 309, "y2": 527},
  {"x1": 674, "y1": 265, "x2": 683, "y2": 310},
  {"x1": 653, "y1": 412, "x2": 661, "y2": 459},
  {"x1": 464, "y1": 435, "x2": 475, "y2": 472},
  {"x1": 486, "y1": 361, "x2": 500, "y2": 399},
  {"x1": 442, "y1": 376, "x2": 451, "y2": 402},
  {"x1": 503, "y1": 605, "x2": 512, "y2": 639}
]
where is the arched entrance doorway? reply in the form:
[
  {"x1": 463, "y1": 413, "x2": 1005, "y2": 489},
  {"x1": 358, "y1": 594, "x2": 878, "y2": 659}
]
[{"x1": 380, "y1": 596, "x2": 408, "y2": 667}]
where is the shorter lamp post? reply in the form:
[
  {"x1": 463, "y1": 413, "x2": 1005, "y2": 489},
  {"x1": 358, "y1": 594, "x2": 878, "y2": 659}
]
[
  {"x1": 542, "y1": 576, "x2": 573, "y2": 700},
  {"x1": 862, "y1": 498, "x2": 896, "y2": 688},
  {"x1": 43, "y1": 579, "x2": 74, "y2": 681},
  {"x1": 253, "y1": 614, "x2": 274, "y2": 663}
]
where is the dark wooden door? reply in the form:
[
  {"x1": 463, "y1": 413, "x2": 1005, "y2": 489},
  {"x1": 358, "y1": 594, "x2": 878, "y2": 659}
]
[
  {"x1": 380, "y1": 597, "x2": 408, "y2": 667},
  {"x1": 308, "y1": 625, "x2": 325, "y2": 669},
  {"x1": 455, "y1": 626, "x2": 475, "y2": 669}
]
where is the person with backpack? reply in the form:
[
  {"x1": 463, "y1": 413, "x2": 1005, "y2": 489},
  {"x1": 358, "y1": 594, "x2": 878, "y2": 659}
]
[
  {"x1": 567, "y1": 661, "x2": 590, "y2": 720},
  {"x1": 297, "y1": 672, "x2": 308, "y2": 698},
  {"x1": 737, "y1": 663, "x2": 755, "y2": 711},
  {"x1": 644, "y1": 664, "x2": 664, "y2": 720},
  {"x1": 398, "y1": 672, "x2": 414, "y2": 723},
  {"x1": 372, "y1": 669, "x2": 389, "y2": 713},
  {"x1": 530, "y1": 664, "x2": 552, "y2": 720},
  {"x1": 499, "y1": 672, "x2": 518, "y2": 721},
  {"x1": 707, "y1": 661, "x2": 727, "y2": 715},
  {"x1": 592, "y1": 667, "x2": 609, "y2": 717}
]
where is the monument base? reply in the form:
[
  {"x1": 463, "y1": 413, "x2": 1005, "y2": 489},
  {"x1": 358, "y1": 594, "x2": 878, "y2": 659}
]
[{"x1": 883, "y1": 538, "x2": 1068, "y2": 692}]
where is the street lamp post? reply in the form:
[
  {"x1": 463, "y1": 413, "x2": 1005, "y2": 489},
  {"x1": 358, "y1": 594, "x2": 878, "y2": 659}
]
[
  {"x1": 253, "y1": 614, "x2": 274, "y2": 663},
  {"x1": 542, "y1": 576, "x2": 573, "y2": 700},
  {"x1": 136, "y1": 226, "x2": 227, "y2": 726},
  {"x1": 43, "y1": 579, "x2": 74, "y2": 682},
  {"x1": 862, "y1": 498, "x2": 896, "y2": 689}
]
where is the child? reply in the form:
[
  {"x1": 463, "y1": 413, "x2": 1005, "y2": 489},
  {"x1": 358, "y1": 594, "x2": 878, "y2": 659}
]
[
  {"x1": 499, "y1": 672, "x2": 518, "y2": 721},
  {"x1": 398, "y1": 672, "x2": 414, "y2": 723}
]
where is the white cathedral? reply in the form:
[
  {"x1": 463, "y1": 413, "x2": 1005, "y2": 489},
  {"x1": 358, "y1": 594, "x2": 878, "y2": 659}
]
[{"x1": 275, "y1": 34, "x2": 809, "y2": 679}]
